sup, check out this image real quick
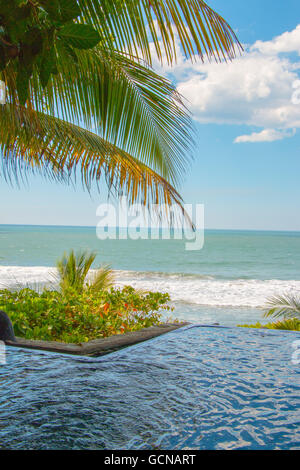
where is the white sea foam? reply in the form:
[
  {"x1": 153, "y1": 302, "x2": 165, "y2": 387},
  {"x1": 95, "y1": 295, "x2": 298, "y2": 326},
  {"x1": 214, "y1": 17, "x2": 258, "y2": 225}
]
[
  {"x1": 113, "y1": 270, "x2": 300, "y2": 308},
  {"x1": 1, "y1": 265, "x2": 300, "y2": 308},
  {"x1": 0, "y1": 266, "x2": 57, "y2": 287}
]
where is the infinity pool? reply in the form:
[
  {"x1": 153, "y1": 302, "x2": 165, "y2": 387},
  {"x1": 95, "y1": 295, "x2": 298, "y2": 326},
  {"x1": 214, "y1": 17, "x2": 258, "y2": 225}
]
[{"x1": 0, "y1": 326, "x2": 299, "y2": 450}]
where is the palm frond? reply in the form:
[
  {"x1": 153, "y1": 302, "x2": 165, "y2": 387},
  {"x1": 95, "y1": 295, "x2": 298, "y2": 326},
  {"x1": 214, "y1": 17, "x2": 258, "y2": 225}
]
[
  {"x1": 78, "y1": 0, "x2": 242, "y2": 65},
  {"x1": 56, "y1": 250, "x2": 96, "y2": 293},
  {"x1": 89, "y1": 264, "x2": 115, "y2": 292},
  {"x1": 3, "y1": 47, "x2": 193, "y2": 187},
  {"x1": 264, "y1": 294, "x2": 300, "y2": 320},
  {"x1": 0, "y1": 0, "x2": 241, "y2": 225},
  {"x1": 0, "y1": 104, "x2": 191, "y2": 223}
]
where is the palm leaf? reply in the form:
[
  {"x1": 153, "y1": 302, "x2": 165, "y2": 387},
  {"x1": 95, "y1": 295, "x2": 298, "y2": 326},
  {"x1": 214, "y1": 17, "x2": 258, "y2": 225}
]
[
  {"x1": 3, "y1": 47, "x2": 193, "y2": 187},
  {"x1": 0, "y1": 104, "x2": 192, "y2": 223},
  {"x1": 56, "y1": 250, "x2": 96, "y2": 293},
  {"x1": 0, "y1": 0, "x2": 241, "y2": 223},
  {"x1": 264, "y1": 294, "x2": 300, "y2": 320},
  {"x1": 89, "y1": 264, "x2": 115, "y2": 292},
  {"x1": 78, "y1": 0, "x2": 242, "y2": 65}
]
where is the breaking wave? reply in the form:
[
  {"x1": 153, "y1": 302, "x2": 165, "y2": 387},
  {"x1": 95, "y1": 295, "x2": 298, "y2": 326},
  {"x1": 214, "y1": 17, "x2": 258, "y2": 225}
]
[{"x1": 1, "y1": 266, "x2": 300, "y2": 308}]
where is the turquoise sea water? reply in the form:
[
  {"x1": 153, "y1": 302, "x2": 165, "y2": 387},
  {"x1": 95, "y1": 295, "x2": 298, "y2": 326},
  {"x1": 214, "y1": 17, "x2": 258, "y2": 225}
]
[{"x1": 0, "y1": 224, "x2": 300, "y2": 325}]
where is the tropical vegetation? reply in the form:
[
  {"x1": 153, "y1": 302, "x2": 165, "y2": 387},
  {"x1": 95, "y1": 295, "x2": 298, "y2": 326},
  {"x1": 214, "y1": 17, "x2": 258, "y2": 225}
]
[
  {"x1": 0, "y1": 2, "x2": 242, "y2": 342},
  {"x1": 0, "y1": 249, "x2": 173, "y2": 343},
  {"x1": 238, "y1": 319, "x2": 300, "y2": 332},
  {"x1": 55, "y1": 249, "x2": 114, "y2": 294},
  {"x1": 264, "y1": 294, "x2": 300, "y2": 321},
  {"x1": 0, "y1": 0, "x2": 241, "y2": 216},
  {"x1": 239, "y1": 293, "x2": 300, "y2": 331},
  {"x1": 0, "y1": 285, "x2": 172, "y2": 343}
]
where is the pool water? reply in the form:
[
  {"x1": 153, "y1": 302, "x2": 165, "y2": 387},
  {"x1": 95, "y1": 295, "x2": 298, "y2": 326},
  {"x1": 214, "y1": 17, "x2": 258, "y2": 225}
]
[{"x1": 0, "y1": 326, "x2": 299, "y2": 450}]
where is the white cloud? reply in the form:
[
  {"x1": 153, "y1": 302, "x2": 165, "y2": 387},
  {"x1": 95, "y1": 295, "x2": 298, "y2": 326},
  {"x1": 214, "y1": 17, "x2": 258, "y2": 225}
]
[
  {"x1": 234, "y1": 128, "x2": 296, "y2": 143},
  {"x1": 252, "y1": 25, "x2": 300, "y2": 56},
  {"x1": 157, "y1": 25, "x2": 300, "y2": 143}
]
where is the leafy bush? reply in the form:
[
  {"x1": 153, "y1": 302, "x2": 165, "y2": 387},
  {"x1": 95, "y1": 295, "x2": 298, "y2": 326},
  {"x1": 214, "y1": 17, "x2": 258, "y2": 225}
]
[
  {"x1": 0, "y1": 286, "x2": 172, "y2": 343},
  {"x1": 238, "y1": 319, "x2": 300, "y2": 332}
]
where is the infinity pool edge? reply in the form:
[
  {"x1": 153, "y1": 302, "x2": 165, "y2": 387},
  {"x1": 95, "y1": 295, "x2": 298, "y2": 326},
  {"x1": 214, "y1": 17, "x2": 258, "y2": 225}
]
[{"x1": 4, "y1": 322, "x2": 190, "y2": 357}]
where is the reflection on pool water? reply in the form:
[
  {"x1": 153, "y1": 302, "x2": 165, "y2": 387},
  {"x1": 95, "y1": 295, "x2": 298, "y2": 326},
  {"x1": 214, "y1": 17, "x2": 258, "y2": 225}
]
[{"x1": 0, "y1": 326, "x2": 299, "y2": 450}]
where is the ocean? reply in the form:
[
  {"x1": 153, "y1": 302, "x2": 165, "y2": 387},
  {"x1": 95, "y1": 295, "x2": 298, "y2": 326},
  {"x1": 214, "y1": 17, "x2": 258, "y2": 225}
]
[{"x1": 0, "y1": 224, "x2": 300, "y2": 326}]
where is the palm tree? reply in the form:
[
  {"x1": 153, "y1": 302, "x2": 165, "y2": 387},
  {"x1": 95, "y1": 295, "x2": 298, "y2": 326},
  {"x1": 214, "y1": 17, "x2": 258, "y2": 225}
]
[
  {"x1": 56, "y1": 250, "x2": 114, "y2": 293},
  {"x1": 264, "y1": 294, "x2": 300, "y2": 321},
  {"x1": 0, "y1": 1, "x2": 241, "y2": 214}
]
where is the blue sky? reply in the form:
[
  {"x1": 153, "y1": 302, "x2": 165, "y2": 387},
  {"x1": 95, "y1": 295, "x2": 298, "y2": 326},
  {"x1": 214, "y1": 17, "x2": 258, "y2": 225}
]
[{"x1": 1, "y1": 0, "x2": 300, "y2": 230}]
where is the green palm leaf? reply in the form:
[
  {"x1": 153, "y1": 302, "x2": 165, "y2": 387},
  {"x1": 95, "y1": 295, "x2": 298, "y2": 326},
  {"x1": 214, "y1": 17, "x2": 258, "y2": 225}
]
[
  {"x1": 89, "y1": 264, "x2": 115, "y2": 292},
  {"x1": 78, "y1": 0, "x2": 242, "y2": 64},
  {"x1": 264, "y1": 294, "x2": 300, "y2": 320},
  {"x1": 56, "y1": 250, "x2": 96, "y2": 293},
  {"x1": 55, "y1": 250, "x2": 114, "y2": 294},
  {"x1": 0, "y1": 0, "x2": 241, "y2": 217},
  {"x1": 3, "y1": 47, "x2": 192, "y2": 187},
  {"x1": 0, "y1": 104, "x2": 190, "y2": 219}
]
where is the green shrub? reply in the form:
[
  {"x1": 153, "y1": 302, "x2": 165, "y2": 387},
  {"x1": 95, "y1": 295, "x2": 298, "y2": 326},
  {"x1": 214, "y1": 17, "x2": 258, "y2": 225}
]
[
  {"x1": 238, "y1": 318, "x2": 300, "y2": 332},
  {"x1": 0, "y1": 286, "x2": 172, "y2": 343}
]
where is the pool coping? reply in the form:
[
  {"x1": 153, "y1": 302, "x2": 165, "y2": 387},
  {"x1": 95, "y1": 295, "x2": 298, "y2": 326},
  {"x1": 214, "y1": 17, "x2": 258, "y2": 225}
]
[{"x1": 4, "y1": 322, "x2": 189, "y2": 357}]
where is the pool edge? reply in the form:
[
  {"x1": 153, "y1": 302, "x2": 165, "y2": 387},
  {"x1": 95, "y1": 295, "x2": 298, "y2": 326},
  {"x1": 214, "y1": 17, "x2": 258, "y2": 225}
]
[{"x1": 4, "y1": 322, "x2": 190, "y2": 357}]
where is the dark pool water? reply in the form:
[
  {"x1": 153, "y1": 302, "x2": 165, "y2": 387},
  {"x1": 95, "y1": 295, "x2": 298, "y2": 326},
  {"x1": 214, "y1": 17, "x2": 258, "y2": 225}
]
[{"x1": 0, "y1": 326, "x2": 299, "y2": 450}]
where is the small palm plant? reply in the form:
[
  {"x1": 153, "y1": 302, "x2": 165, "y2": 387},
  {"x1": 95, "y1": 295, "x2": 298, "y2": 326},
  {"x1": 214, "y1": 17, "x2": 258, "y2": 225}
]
[
  {"x1": 263, "y1": 294, "x2": 300, "y2": 330},
  {"x1": 56, "y1": 250, "x2": 114, "y2": 294},
  {"x1": 264, "y1": 294, "x2": 300, "y2": 321}
]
